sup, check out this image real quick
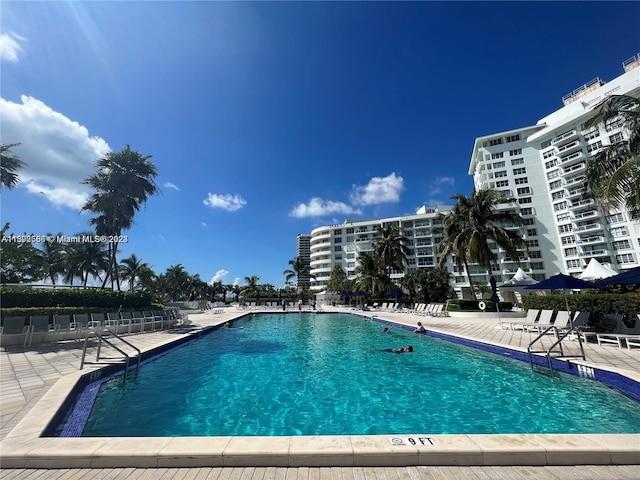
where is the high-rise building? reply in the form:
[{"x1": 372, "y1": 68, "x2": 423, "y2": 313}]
[
  {"x1": 469, "y1": 54, "x2": 640, "y2": 280},
  {"x1": 308, "y1": 54, "x2": 640, "y2": 297},
  {"x1": 309, "y1": 207, "x2": 451, "y2": 291},
  {"x1": 296, "y1": 234, "x2": 312, "y2": 290}
]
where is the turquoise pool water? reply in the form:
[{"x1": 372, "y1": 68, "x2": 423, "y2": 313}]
[{"x1": 82, "y1": 313, "x2": 640, "y2": 436}]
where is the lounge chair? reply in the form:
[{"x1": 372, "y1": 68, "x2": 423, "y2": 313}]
[
  {"x1": 594, "y1": 315, "x2": 627, "y2": 348},
  {"x1": 53, "y1": 314, "x2": 81, "y2": 341},
  {"x1": 527, "y1": 310, "x2": 572, "y2": 334},
  {"x1": 510, "y1": 309, "x2": 540, "y2": 330},
  {"x1": 523, "y1": 309, "x2": 554, "y2": 332},
  {"x1": 0, "y1": 316, "x2": 32, "y2": 347},
  {"x1": 28, "y1": 315, "x2": 56, "y2": 345}
]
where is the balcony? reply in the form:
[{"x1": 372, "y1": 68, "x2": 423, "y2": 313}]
[
  {"x1": 551, "y1": 129, "x2": 578, "y2": 146},
  {"x1": 577, "y1": 235, "x2": 605, "y2": 245},
  {"x1": 562, "y1": 162, "x2": 586, "y2": 175},
  {"x1": 576, "y1": 223, "x2": 603, "y2": 232},
  {"x1": 557, "y1": 140, "x2": 582, "y2": 155},
  {"x1": 580, "y1": 248, "x2": 608, "y2": 257},
  {"x1": 570, "y1": 199, "x2": 594, "y2": 208},
  {"x1": 572, "y1": 210, "x2": 598, "y2": 221},
  {"x1": 563, "y1": 175, "x2": 586, "y2": 187},
  {"x1": 565, "y1": 188, "x2": 582, "y2": 199},
  {"x1": 560, "y1": 151, "x2": 584, "y2": 166}
]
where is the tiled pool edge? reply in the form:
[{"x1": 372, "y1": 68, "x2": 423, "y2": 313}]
[{"x1": 1, "y1": 312, "x2": 639, "y2": 468}]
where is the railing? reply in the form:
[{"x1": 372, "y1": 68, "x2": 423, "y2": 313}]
[
  {"x1": 580, "y1": 248, "x2": 607, "y2": 257},
  {"x1": 576, "y1": 223, "x2": 602, "y2": 232},
  {"x1": 551, "y1": 129, "x2": 578, "y2": 145},
  {"x1": 528, "y1": 326, "x2": 586, "y2": 376},
  {"x1": 80, "y1": 328, "x2": 141, "y2": 384},
  {"x1": 563, "y1": 175, "x2": 586, "y2": 186},
  {"x1": 572, "y1": 210, "x2": 597, "y2": 220},
  {"x1": 577, "y1": 236, "x2": 604, "y2": 244},
  {"x1": 557, "y1": 140, "x2": 581, "y2": 154},
  {"x1": 560, "y1": 151, "x2": 583, "y2": 164}
]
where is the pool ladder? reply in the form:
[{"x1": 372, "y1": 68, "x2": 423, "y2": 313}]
[
  {"x1": 80, "y1": 327, "x2": 141, "y2": 383},
  {"x1": 527, "y1": 326, "x2": 586, "y2": 376}
]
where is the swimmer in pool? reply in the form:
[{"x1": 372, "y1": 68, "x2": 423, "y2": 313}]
[{"x1": 381, "y1": 345, "x2": 414, "y2": 353}]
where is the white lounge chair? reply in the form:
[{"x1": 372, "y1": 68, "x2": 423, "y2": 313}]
[
  {"x1": 510, "y1": 309, "x2": 540, "y2": 330},
  {"x1": 527, "y1": 310, "x2": 572, "y2": 334},
  {"x1": 524, "y1": 309, "x2": 554, "y2": 332},
  {"x1": 28, "y1": 315, "x2": 56, "y2": 345},
  {"x1": 0, "y1": 316, "x2": 32, "y2": 346}
]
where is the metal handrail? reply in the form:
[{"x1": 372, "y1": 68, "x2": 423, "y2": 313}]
[
  {"x1": 527, "y1": 326, "x2": 586, "y2": 375},
  {"x1": 80, "y1": 327, "x2": 141, "y2": 383}
]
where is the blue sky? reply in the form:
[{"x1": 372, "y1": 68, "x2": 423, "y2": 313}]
[{"x1": 1, "y1": 1, "x2": 638, "y2": 288}]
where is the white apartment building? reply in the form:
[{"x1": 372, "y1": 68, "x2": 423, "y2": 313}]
[
  {"x1": 308, "y1": 54, "x2": 640, "y2": 296},
  {"x1": 296, "y1": 234, "x2": 312, "y2": 289},
  {"x1": 308, "y1": 207, "x2": 452, "y2": 290},
  {"x1": 470, "y1": 54, "x2": 640, "y2": 281}
]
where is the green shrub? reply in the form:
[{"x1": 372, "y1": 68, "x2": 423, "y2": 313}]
[{"x1": 0, "y1": 287, "x2": 158, "y2": 310}]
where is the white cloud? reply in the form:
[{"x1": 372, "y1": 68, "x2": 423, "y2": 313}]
[
  {"x1": 203, "y1": 193, "x2": 247, "y2": 211},
  {"x1": 350, "y1": 172, "x2": 404, "y2": 206},
  {"x1": 0, "y1": 95, "x2": 111, "y2": 209},
  {"x1": 200, "y1": 222, "x2": 208, "y2": 227},
  {"x1": 289, "y1": 197, "x2": 362, "y2": 218},
  {"x1": 210, "y1": 269, "x2": 229, "y2": 284},
  {"x1": 164, "y1": 182, "x2": 180, "y2": 191},
  {"x1": 0, "y1": 33, "x2": 26, "y2": 62}
]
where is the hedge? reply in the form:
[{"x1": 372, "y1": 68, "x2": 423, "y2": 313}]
[
  {"x1": 522, "y1": 293, "x2": 640, "y2": 326},
  {"x1": 0, "y1": 287, "x2": 158, "y2": 310}
]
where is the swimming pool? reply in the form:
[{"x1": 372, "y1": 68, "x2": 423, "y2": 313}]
[{"x1": 74, "y1": 313, "x2": 640, "y2": 437}]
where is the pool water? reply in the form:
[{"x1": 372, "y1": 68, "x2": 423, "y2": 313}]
[{"x1": 81, "y1": 313, "x2": 640, "y2": 436}]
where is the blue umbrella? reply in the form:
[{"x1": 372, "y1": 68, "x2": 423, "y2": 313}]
[
  {"x1": 386, "y1": 288, "x2": 403, "y2": 302},
  {"x1": 596, "y1": 266, "x2": 640, "y2": 286},
  {"x1": 526, "y1": 273, "x2": 600, "y2": 313}
]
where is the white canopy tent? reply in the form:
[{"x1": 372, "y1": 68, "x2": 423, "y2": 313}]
[
  {"x1": 498, "y1": 268, "x2": 539, "y2": 309},
  {"x1": 578, "y1": 258, "x2": 618, "y2": 281}
]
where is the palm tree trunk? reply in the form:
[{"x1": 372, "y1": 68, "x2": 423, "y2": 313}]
[{"x1": 464, "y1": 260, "x2": 476, "y2": 300}]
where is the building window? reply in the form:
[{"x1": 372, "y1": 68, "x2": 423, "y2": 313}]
[
  {"x1": 564, "y1": 247, "x2": 578, "y2": 256},
  {"x1": 561, "y1": 235, "x2": 575, "y2": 245},
  {"x1": 612, "y1": 240, "x2": 631, "y2": 250},
  {"x1": 549, "y1": 180, "x2": 562, "y2": 190},
  {"x1": 510, "y1": 157, "x2": 524, "y2": 165},
  {"x1": 492, "y1": 161, "x2": 505, "y2": 168},
  {"x1": 523, "y1": 217, "x2": 535, "y2": 225},
  {"x1": 518, "y1": 197, "x2": 532, "y2": 204},
  {"x1": 541, "y1": 139, "x2": 552, "y2": 149},
  {"x1": 489, "y1": 138, "x2": 503, "y2": 146},
  {"x1": 609, "y1": 132, "x2": 624, "y2": 143},
  {"x1": 554, "y1": 201, "x2": 568, "y2": 212},
  {"x1": 334, "y1": 237, "x2": 342, "y2": 243},
  {"x1": 506, "y1": 134, "x2": 520, "y2": 143},
  {"x1": 520, "y1": 207, "x2": 533, "y2": 215},
  {"x1": 513, "y1": 167, "x2": 527, "y2": 175},
  {"x1": 346, "y1": 228, "x2": 354, "y2": 234},
  {"x1": 494, "y1": 170, "x2": 508, "y2": 178},
  {"x1": 529, "y1": 250, "x2": 542, "y2": 258},
  {"x1": 509, "y1": 148, "x2": 523, "y2": 156},
  {"x1": 583, "y1": 129, "x2": 600, "y2": 141},
  {"x1": 616, "y1": 253, "x2": 635, "y2": 264},
  {"x1": 610, "y1": 226, "x2": 628, "y2": 237},
  {"x1": 515, "y1": 177, "x2": 529, "y2": 185},
  {"x1": 607, "y1": 212, "x2": 625, "y2": 223},
  {"x1": 552, "y1": 191, "x2": 565, "y2": 200},
  {"x1": 587, "y1": 141, "x2": 603, "y2": 153},
  {"x1": 334, "y1": 246, "x2": 342, "y2": 252},
  {"x1": 605, "y1": 117, "x2": 624, "y2": 132},
  {"x1": 527, "y1": 229, "x2": 538, "y2": 237},
  {"x1": 496, "y1": 180, "x2": 509, "y2": 187},
  {"x1": 559, "y1": 224, "x2": 573, "y2": 233},
  {"x1": 567, "y1": 259, "x2": 581, "y2": 269},
  {"x1": 525, "y1": 240, "x2": 539, "y2": 247},
  {"x1": 491, "y1": 152, "x2": 504, "y2": 160},
  {"x1": 530, "y1": 262, "x2": 544, "y2": 270},
  {"x1": 543, "y1": 150, "x2": 557, "y2": 160},
  {"x1": 557, "y1": 213, "x2": 571, "y2": 222},
  {"x1": 516, "y1": 186, "x2": 531, "y2": 195}
]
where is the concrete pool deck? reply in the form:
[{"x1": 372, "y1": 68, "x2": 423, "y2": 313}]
[{"x1": 1, "y1": 306, "x2": 639, "y2": 479}]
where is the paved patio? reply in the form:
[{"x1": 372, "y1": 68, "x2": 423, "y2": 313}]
[{"x1": 1, "y1": 306, "x2": 639, "y2": 479}]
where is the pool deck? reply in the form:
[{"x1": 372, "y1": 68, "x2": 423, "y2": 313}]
[{"x1": 1, "y1": 306, "x2": 639, "y2": 479}]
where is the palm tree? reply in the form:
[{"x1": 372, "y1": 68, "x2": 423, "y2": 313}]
[
  {"x1": 583, "y1": 94, "x2": 640, "y2": 219},
  {"x1": 82, "y1": 145, "x2": 159, "y2": 289},
  {"x1": 40, "y1": 233, "x2": 67, "y2": 286},
  {"x1": 1, "y1": 143, "x2": 26, "y2": 189},
  {"x1": 242, "y1": 275, "x2": 261, "y2": 304},
  {"x1": 63, "y1": 234, "x2": 109, "y2": 287},
  {"x1": 283, "y1": 257, "x2": 315, "y2": 290},
  {"x1": 372, "y1": 223, "x2": 410, "y2": 278},
  {"x1": 353, "y1": 251, "x2": 386, "y2": 298},
  {"x1": 136, "y1": 265, "x2": 157, "y2": 292},
  {"x1": 439, "y1": 188, "x2": 526, "y2": 297},
  {"x1": 163, "y1": 264, "x2": 190, "y2": 301},
  {"x1": 119, "y1": 254, "x2": 149, "y2": 291}
]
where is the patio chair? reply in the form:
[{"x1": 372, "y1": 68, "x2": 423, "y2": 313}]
[
  {"x1": 0, "y1": 316, "x2": 32, "y2": 347},
  {"x1": 53, "y1": 314, "x2": 81, "y2": 341},
  {"x1": 523, "y1": 309, "x2": 554, "y2": 332},
  {"x1": 105, "y1": 312, "x2": 123, "y2": 333},
  {"x1": 28, "y1": 315, "x2": 56, "y2": 345},
  {"x1": 509, "y1": 309, "x2": 540, "y2": 330},
  {"x1": 527, "y1": 310, "x2": 572, "y2": 334},
  {"x1": 129, "y1": 312, "x2": 146, "y2": 333}
]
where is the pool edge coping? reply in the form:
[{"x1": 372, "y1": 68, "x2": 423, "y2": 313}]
[{"x1": 1, "y1": 311, "x2": 639, "y2": 468}]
